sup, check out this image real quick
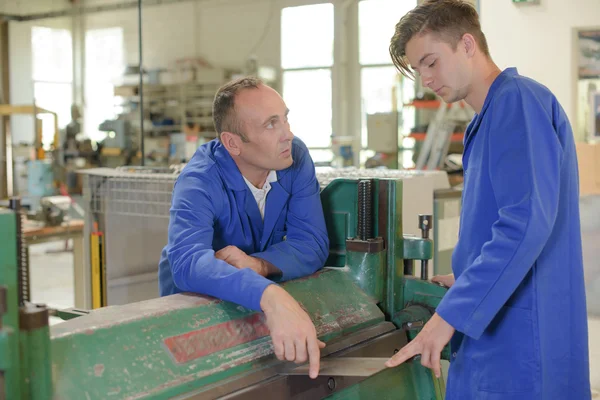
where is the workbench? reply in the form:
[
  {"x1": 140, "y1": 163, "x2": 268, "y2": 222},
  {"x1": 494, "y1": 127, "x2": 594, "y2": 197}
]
[{"x1": 23, "y1": 219, "x2": 85, "y2": 309}]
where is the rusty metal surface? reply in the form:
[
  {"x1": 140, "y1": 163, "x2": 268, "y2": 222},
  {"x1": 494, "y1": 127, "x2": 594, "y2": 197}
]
[
  {"x1": 18, "y1": 303, "x2": 48, "y2": 331},
  {"x1": 345, "y1": 238, "x2": 384, "y2": 253},
  {"x1": 164, "y1": 314, "x2": 270, "y2": 364}
]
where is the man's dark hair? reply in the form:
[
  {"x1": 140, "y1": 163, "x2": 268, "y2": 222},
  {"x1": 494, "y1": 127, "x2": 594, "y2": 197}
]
[
  {"x1": 390, "y1": 0, "x2": 490, "y2": 78},
  {"x1": 213, "y1": 76, "x2": 264, "y2": 142}
]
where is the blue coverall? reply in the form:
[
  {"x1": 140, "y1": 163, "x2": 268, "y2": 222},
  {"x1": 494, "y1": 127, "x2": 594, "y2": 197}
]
[
  {"x1": 158, "y1": 137, "x2": 329, "y2": 311},
  {"x1": 436, "y1": 68, "x2": 591, "y2": 399}
]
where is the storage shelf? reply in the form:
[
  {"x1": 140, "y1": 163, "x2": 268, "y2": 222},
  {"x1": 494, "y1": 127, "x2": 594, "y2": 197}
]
[
  {"x1": 409, "y1": 132, "x2": 464, "y2": 142},
  {"x1": 403, "y1": 100, "x2": 467, "y2": 109}
]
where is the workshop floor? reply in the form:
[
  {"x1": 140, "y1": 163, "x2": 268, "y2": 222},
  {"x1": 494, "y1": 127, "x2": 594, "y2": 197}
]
[{"x1": 29, "y1": 195, "x2": 600, "y2": 397}]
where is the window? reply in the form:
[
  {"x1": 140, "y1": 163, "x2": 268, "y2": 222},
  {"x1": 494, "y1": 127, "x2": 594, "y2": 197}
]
[
  {"x1": 85, "y1": 28, "x2": 125, "y2": 143},
  {"x1": 359, "y1": 0, "x2": 417, "y2": 166},
  {"x1": 281, "y1": 3, "x2": 334, "y2": 163},
  {"x1": 31, "y1": 27, "x2": 73, "y2": 149}
]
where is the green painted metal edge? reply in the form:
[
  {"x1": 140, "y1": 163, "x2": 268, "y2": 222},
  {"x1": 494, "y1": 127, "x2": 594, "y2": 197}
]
[
  {"x1": 0, "y1": 210, "x2": 18, "y2": 333},
  {"x1": 402, "y1": 236, "x2": 433, "y2": 261},
  {"x1": 385, "y1": 179, "x2": 404, "y2": 320},
  {"x1": 20, "y1": 326, "x2": 53, "y2": 400},
  {"x1": 0, "y1": 209, "x2": 22, "y2": 400},
  {"x1": 345, "y1": 251, "x2": 386, "y2": 304}
]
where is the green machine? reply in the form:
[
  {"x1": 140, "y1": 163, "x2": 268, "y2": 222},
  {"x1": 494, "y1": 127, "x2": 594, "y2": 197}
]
[{"x1": 0, "y1": 177, "x2": 450, "y2": 399}]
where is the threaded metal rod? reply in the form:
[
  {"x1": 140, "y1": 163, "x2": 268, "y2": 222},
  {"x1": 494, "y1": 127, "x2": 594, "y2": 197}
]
[
  {"x1": 9, "y1": 197, "x2": 29, "y2": 305},
  {"x1": 357, "y1": 180, "x2": 373, "y2": 241}
]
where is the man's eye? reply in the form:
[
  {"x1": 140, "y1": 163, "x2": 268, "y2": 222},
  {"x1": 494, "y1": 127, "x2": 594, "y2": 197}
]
[
  {"x1": 266, "y1": 122, "x2": 274, "y2": 129},
  {"x1": 429, "y1": 60, "x2": 437, "y2": 68}
]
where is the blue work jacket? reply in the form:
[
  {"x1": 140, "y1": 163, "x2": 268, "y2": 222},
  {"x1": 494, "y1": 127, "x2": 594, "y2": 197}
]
[
  {"x1": 436, "y1": 68, "x2": 591, "y2": 399},
  {"x1": 158, "y1": 137, "x2": 329, "y2": 311}
]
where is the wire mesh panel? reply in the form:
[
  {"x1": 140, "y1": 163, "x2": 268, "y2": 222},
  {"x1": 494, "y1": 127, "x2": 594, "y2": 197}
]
[
  {"x1": 81, "y1": 167, "x2": 183, "y2": 304},
  {"x1": 84, "y1": 167, "x2": 180, "y2": 219}
]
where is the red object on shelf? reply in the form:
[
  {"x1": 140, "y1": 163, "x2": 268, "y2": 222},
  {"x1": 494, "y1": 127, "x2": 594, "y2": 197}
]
[{"x1": 409, "y1": 132, "x2": 464, "y2": 142}]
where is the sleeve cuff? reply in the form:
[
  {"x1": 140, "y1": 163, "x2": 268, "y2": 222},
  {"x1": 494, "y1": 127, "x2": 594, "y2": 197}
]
[
  {"x1": 435, "y1": 293, "x2": 485, "y2": 340},
  {"x1": 242, "y1": 274, "x2": 275, "y2": 311}
]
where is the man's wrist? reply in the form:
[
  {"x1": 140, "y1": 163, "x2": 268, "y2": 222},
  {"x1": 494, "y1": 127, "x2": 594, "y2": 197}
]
[
  {"x1": 250, "y1": 257, "x2": 268, "y2": 276},
  {"x1": 259, "y1": 284, "x2": 278, "y2": 312}
]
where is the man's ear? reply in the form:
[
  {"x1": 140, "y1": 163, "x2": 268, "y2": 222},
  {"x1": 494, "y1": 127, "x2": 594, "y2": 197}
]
[
  {"x1": 220, "y1": 131, "x2": 242, "y2": 156},
  {"x1": 462, "y1": 33, "x2": 477, "y2": 58}
]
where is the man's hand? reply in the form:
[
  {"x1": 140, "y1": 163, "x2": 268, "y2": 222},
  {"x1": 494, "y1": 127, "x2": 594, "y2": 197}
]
[
  {"x1": 385, "y1": 313, "x2": 454, "y2": 378},
  {"x1": 260, "y1": 285, "x2": 326, "y2": 379},
  {"x1": 431, "y1": 274, "x2": 455, "y2": 288},
  {"x1": 215, "y1": 246, "x2": 266, "y2": 276}
]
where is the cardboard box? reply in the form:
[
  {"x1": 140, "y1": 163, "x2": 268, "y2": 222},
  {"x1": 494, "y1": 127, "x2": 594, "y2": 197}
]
[
  {"x1": 576, "y1": 142, "x2": 600, "y2": 196},
  {"x1": 596, "y1": 143, "x2": 600, "y2": 192}
]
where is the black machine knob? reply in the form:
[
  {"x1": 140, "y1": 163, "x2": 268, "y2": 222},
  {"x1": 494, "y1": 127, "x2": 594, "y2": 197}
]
[{"x1": 419, "y1": 214, "x2": 432, "y2": 239}]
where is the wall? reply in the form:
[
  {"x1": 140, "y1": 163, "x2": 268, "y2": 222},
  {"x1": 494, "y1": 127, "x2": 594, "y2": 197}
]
[{"x1": 479, "y1": 0, "x2": 600, "y2": 142}]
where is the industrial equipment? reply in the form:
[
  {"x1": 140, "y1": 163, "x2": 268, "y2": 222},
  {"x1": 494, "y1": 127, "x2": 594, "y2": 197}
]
[
  {"x1": 98, "y1": 118, "x2": 135, "y2": 152},
  {"x1": 1, "y1": 173, "x2": 450, "y2": 399},
  {"x1": 0, "y1": 104, "x2": 60, "y2": 199},
  {"x1": 25, "y1": 196, "x2": 71, "y2": 227}
]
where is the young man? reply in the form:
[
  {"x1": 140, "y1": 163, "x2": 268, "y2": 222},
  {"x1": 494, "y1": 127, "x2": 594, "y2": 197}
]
[
  {"x1": 158, "y1": 77, "x2": 330, "y2": 379},
  {"x1": 386, "y1": 1, "x2": 591, "y2": 399}
]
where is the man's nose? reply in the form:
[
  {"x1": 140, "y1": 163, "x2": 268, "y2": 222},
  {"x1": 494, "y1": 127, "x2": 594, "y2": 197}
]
[
  {"x1": 283, "y1": 125, "x2": 294, "y2": 141},
  {"x1": 421, "y1": 74, "x2": 434, "y2": 88}
]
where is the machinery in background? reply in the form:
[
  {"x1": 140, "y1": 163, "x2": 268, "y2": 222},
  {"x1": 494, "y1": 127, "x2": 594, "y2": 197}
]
[
  {"x1": 99, "y1": 63, "x2": 238, "y2": 168},
  {"x1": 331, "y1": 135, "x2": 355, "y2": 168},
  {"x1": 97, "y1": 118, "x2": 137, "y2": 167},
  {"x1": 59, "y1": 105, "x2": 101, "y2": 192},
  {"x1": 25, "y1": 196, "x2": 71, "y2": 227},
  {"x1": 0, "y1": 104, "x2": 61, "y2": 200},
  {"x1": 0, "y1": 173, "x2": 450, "y2": 399}
]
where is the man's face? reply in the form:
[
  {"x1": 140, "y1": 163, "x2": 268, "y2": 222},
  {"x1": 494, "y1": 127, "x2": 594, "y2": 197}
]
[
  {"x1": 405, "y1": 32, "x2": 472, "y2": 104},
  {"x1": 233, "y1": 85, "x2": 294, "y2": 172}
]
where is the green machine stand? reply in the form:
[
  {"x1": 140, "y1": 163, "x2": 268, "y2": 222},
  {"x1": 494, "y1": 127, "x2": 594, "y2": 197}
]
[
  {"x1": 0, "y1": 175, "x2": 450, "y2": 399},
  {"x1": 0, "y1": 204, "x2": 53, "y2": 400}
]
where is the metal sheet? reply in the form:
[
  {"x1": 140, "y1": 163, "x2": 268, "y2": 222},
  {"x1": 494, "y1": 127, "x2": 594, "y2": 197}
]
[
  {"x1": 177, "y1": 324, "x2": 407, "y2": 399},
  {"x1": 280, "y1": 357, "x2": 388, "y2": 377}
]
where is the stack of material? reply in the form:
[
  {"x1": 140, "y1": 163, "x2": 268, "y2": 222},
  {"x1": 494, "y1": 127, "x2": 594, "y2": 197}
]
[{"x1": 576, "y1": 142, "x2": 600, "y2": 195}]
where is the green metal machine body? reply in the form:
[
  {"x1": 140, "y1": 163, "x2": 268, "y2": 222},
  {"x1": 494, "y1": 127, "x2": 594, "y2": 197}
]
[{"x1": 0, "y1": 176, "x2": 450, "y2": 399}]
